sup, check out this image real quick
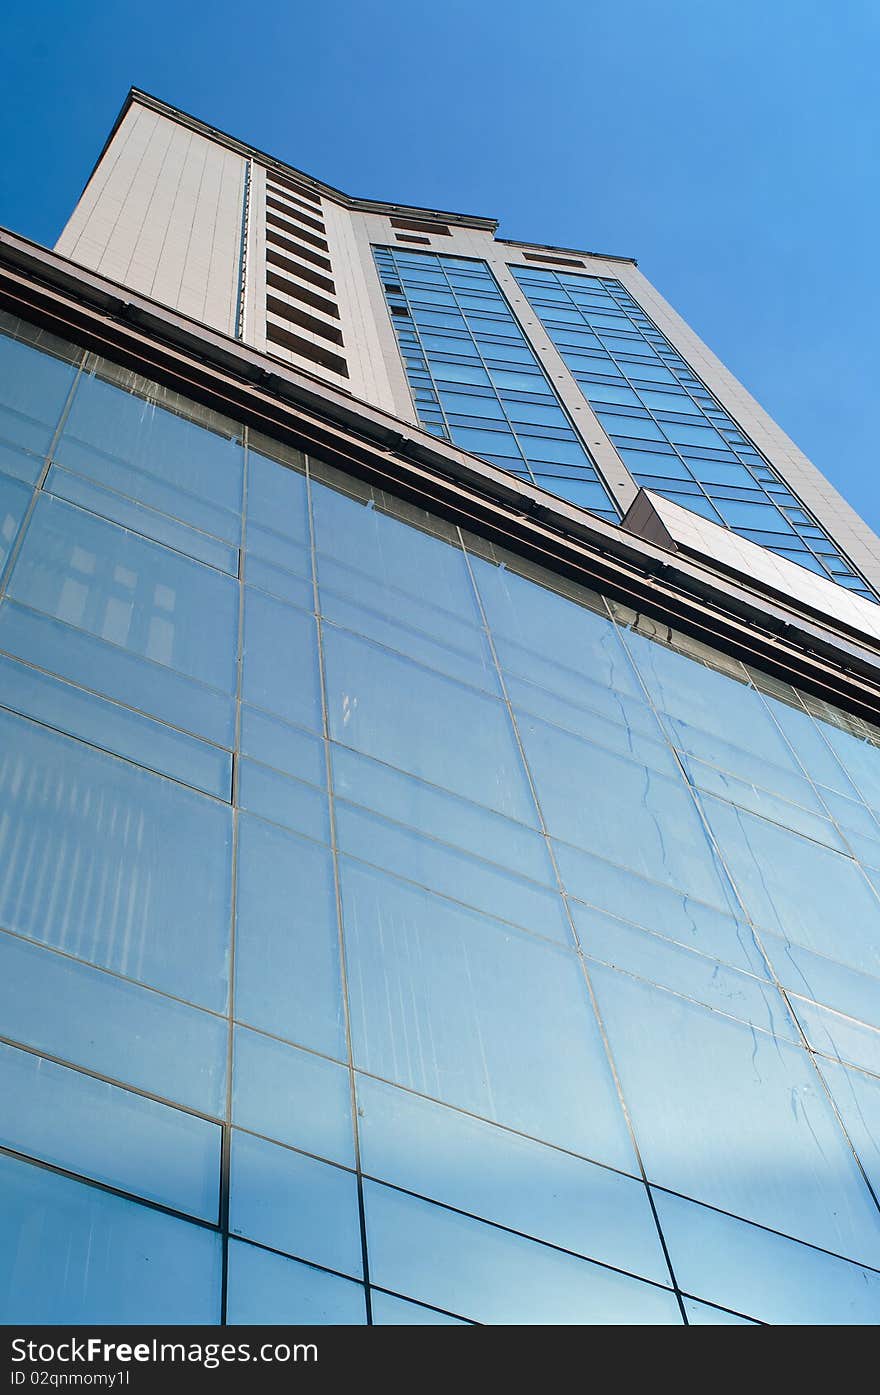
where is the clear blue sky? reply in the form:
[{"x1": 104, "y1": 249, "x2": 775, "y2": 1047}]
[{"x1": 2, "y1": 0, "x2": 878, "y2": 529}]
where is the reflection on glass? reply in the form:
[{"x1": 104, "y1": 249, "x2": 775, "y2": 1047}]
[
  {"x1": 0, "y1": 710, "x2": 232, "y2": 1009},
  {"x1": 233, "y1": 1027, "x2": 354, "y2": 1167},
  {"x1": 356, "y1": 1075, "x2": 668, "y2": 1284},
  {"x1": 0, "y1": 1042, "x2": 220, "y2": 1220},
  {"x1": 230, "y1": 1132, "x2": 362, "y2": 1277},
  {"x1": 0, "y1": 329, "x2": 76, "y2": 458},
  {"x1": 242, "y1": 588, "x2": 321, "y2": 730},
  {"x1": 592, "y1": 964, "x2": 880, "y2": 1267},
  {"x1": 0, "y1": 1153, "x2": 221, "y2": 1323},
  {"x1": 226, "y1": 1239, "x2": 366, "y2": 1325},
  {"x1": 323, "y1": 626, "x2": 536, "y2": 823},
  {"x1": 364, "y1": 1181, "x2": 681, "y2": 1325},
  {"x1": 655, "y1": 1188, "x2": 880, "y2": 1325},
  {"x1": 4, "y1": 318, "x2": 880, "y2": 1322},
  {"x1": 234, "y1": 814, "x2": 345, "y2": 1057},
  {"x1": 9, "y1": 495, "x2": 239, "y2": 690},
  {"x1": 0, "y1": 932, "x2": 227, "y2": 1114},
  {"x1": 342, "y1": 861, "x2": 634, "y2": 1168},
  {"x1": 369, "y1": 1291, "x2": 469, "y2": 1325}
]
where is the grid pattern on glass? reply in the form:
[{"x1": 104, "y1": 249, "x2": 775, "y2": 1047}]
[
  {"x1": 511, "y1": 266, "x2": 875, "y2": 601},
  {"x1": 372, "y1": 247, "x2": 618, "y2": 522},
  {"x1": 7, "y1": 313, "x2": 880, "y2": 1324}
]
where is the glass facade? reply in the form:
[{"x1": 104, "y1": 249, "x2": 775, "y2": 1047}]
[
  {"x1": 372, "y1": 247, "x2": 618, "y2": 521},
  {"x1": 4, "y1": 309, "x2": 880, "y2": 1325},
  {"x1": 511, "y1": 264, "x2": 875, "y2": 600}
]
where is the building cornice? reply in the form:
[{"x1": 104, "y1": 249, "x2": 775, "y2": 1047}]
[
  {"x1": 3, "y1": 224, "x2": 880, "y2": 724},
  {"x1": 79, "y1": 89, "x2": 500, "y2": 233}
]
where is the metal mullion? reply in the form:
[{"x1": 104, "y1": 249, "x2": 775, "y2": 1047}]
[
  {"x1": 219, "y1": 429, "x2": 248, "y2": 1324},
  {"x1": 305, "y1": 454, "x2": 372, "y2": 1320}
]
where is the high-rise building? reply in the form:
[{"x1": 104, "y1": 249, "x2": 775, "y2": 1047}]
[{"x1": 2, "y1": 89, "x2": 880, "y2": 1326}]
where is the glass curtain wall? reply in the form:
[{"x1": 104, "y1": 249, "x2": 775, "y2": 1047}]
[
  {"x1": 373, "y1": 247, "x2": 618, "y2": 521},
  {"x1": 3, "y1": 312, "x2": 880, "y2": 1324},
  {"x1": 511, "y1": 265, "x2": 874, "y2": 601}
]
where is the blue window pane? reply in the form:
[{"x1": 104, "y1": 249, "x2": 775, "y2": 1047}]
[
  {"x1": 342, "y1": 860, "x2": 635, "y2": 1167},
  {"x1": 312, "y1": 482, "x2": 476, "y2": 622},
  {"x1": 511, "y1": 267, "x2": 873, "y2": 598},
  {"x1": 317, "y1": 551, "x2": 487, "y2": 677},
  {"x1": 572, "y1": 905, "x2": 793, "y2": 1039},
  {"x1": 763, "y1": 928, "x2": 880, "y2": 1032},
  {"x1": 331, "y1": 745, "x2": 554, "y2": 887},
  {"x1": 234, "y1": 814, "x2": 345, "y2": 1057},
  {"x1": 0, "y1": 330, "x2": 76, "y2": 457},
  {"x1": 513, "y1": 694, "x2": 677, "y2": 779},
  {"x1": 46, "y1": 465, "x2": 239, "y2": 574},
  {"x1": 520, "y1": 715, "x2": 729, "y2": 905},
  {"x1": 323, "y1": 626, "x2": 536, "y2": 824},
  {"x1": 0, "y1": 1153, "x2": 221, "y2": 1323},
  {"x1": 357, "y1": 1074, "x2": 668, "y2": 1284},
  {"x1": 369, "y1": 1292, "x2": 469, "y2": 1324},
  {"x1": 682, "y1": 1299, "x2": 757, "y2": 1325},
  {"x1": 244, "y1": 552, "x2": 313, "y2": 608},
  {"x1": 230, "y1": 1132, "x2": 362, "y2": 1277},
  {"x1": 240, "y1": 705, "x2": 325, "y2": 785},
  {"x1": 655, "y1": 1188, "x2": 880, "y2": 1325},
  {"x1": 703, "y1": 796, "x2": 880, "y2": 979},
  {"x1": 821, "y1": 722, "x2": 880, "y2": 811},
  {"x1": 505, "y1": 669, "x2": 663, "y2": 755},
  {"x1": 0, "y1": 441, "x2": 44, "y2": 485},
  {"x1": 245, "y1": 518, "x2": 311, "y2": 580},
  {"x1": 238, "y1": 758, "x2": 330, "y2": 843},
  {"x1": 624, "y1": 631, "x2": 792, "y2": 768},
  {"x1": 242, "y1": 587, "x2": 322, "y2": 730},
  {"x1": 9, "y1": 495, "x2": 239, "y2": 691},
  {"x1": 818, "y1": 1059, "x2": 880, "y2": 1201},
  {"x1": 591, "y1": 963, "x2": 880, "y2": 1266},
  {"x1": 373, "y1": 249, "x2": 617, "y2": 520},
  {"x1": 335, "y1": 801, "x2": 570, "y2": 943},
  {"x1": 0, "y1": 932, "x2": 226, "y2": 1115},
  {"x1": 226, "y1": 1239, "x2": 366, "y2": 1325},
  {"x1": 791, "y1": 996, "x2": 880, "y2": 1077},
  {"x1": 59, "y1": 371, "x2": 243, "y2": 527},
  {"x1": 364, "y1": 1181, "x2": 681, "y2": 1325},
  {"x1": 0, "y1": 653, "x2": 231, "y2": 799},
  {"x1": 469, "y1": 555, "x2": 639, "y2": 698},
  {"x1": 0, "y1": 1041, "x2": 220, "y2": 1220},
  {"x1": 233, "y1": 1026, "x2": 354, "y2": 1167},
  {"x1": 0, "y1": 471, "x2": 32, "y2": 573},
  {"x1": 246, "y1": 448, "x2": 309, "y2": 541},
  {"x1": 0, "y1": 711, "x2": 232, "y2": 1010},
  {"x1": 553, "y1": 838, "x2": 763, "y2": 975},
  {"x1": 0, "y1": 599, "x2": 235, "y2": 747}
]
